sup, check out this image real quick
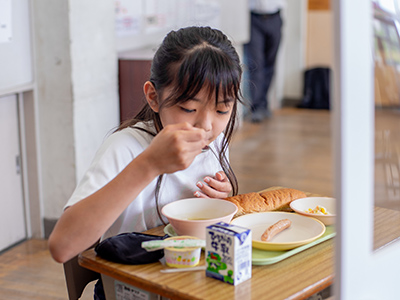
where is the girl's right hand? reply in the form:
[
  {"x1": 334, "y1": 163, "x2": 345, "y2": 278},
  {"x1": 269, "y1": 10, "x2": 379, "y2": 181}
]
[{"x1": 143, "y1": 122, "x2": 207, "y2": 175}]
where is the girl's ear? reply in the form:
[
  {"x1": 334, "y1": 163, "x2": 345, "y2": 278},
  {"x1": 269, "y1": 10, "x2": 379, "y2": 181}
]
[{"x1": 143, "y1": 81, "x2": 159, "y2": 112}]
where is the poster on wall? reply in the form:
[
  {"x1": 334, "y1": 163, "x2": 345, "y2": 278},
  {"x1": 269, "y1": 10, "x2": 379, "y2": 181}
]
[
  {"x1": 115, "y1": 0, "x2": 143, "y2": 37},
  {"x1": 144, "y1": 0, "x2": 176, "y2": 34},
  {"x1": 0, "y1": 0, "x2": 12, "y2": 43}
]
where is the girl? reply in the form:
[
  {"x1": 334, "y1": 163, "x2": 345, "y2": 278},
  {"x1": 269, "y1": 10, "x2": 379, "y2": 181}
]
[{"x1": 48, "y1": 26, "x2": 243, "y2": 265}]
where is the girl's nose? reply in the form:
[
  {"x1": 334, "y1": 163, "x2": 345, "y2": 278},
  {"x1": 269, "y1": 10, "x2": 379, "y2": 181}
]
[{"x1": 195, "y1": 112, "x2": 212, "y2": 132}]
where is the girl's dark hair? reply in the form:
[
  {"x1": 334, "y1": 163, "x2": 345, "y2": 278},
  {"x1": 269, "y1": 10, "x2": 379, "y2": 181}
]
[{"x1": 118, "y1": 26, "x2": 243, "y2": 223}]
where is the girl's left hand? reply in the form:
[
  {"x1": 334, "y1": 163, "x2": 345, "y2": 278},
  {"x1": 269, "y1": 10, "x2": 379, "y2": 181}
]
[{"x1": 194, "y1": 171, "x2": 232, "y2": 199}]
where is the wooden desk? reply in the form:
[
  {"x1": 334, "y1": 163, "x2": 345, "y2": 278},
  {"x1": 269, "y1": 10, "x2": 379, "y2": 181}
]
[
  {"x1": 78, "y1": 199, "x2": 400, "y2": 300},
  {"x1": 79, "y1": 225, "x2": 333, "y2": 300}
]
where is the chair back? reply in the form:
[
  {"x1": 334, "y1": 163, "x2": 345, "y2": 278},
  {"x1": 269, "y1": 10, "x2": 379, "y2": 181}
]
[{"x1": 63, "y1": 247, "x2": 100, "y2": 300}]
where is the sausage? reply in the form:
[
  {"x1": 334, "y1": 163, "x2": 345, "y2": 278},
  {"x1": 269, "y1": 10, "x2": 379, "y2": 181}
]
[{"x1": 261, "y1": 219, "x2": 292, "y2": 242}]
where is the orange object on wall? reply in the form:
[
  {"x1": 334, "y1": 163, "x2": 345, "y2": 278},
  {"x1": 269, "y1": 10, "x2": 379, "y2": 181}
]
[{"x1": 308, "y1": 0, "x2": 330, "y2": 11}]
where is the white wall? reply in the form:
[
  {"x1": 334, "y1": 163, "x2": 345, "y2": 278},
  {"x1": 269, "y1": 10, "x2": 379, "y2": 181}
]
[
  {"x1": 268, "y1": 0, "x2": 308, "y2": 110},
  {"x1": 32, "y1": 0, "x2": 75, "y2": 220},
  {"x1": 306, "y1": 10, "x2": 333, "y2": 68},
  {"x1": 276, "y1": 1, "x2": 334, "y2": 106},
  {"x1": 69, "y1": 1, "x2": 120, "y2": 182},
  {"x1": 32, "y1": 0, "x2": 119, "y2": 220},
  {"x1": 281, "y1": 0, "x2": 308, "y2": 100}
]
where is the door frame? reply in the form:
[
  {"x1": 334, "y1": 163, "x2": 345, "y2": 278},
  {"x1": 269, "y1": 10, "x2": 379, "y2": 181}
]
[{"x1": 333, "y1": 1, "x2": 400, "y2": 298}]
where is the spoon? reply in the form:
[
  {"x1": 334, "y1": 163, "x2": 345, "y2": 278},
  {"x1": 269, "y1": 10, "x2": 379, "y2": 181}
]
[
  {"x1": 160, "y1": 266, "x2": 206, "y2": 273},
  {"x1": 142, "y1": 239, "x2": 206, "y2": 251}
]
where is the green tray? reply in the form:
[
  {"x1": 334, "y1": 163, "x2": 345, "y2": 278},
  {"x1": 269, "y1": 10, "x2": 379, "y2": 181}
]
[{"x1": 252, "y1": 225, "x2": 335, "y2": 265}]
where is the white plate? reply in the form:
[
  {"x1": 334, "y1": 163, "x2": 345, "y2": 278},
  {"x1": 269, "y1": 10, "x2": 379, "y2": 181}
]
[
  {"x1": 230, "y1": 212, "x2": 325, "y2": 251},
  {"x1": 164, "y1": 224, "x2": 177, "y2": 237}
]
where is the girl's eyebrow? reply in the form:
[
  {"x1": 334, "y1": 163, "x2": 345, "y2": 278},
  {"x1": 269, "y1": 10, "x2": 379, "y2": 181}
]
[{"x1": 190, "y1": 97, "x2": 235, "y2": 104}]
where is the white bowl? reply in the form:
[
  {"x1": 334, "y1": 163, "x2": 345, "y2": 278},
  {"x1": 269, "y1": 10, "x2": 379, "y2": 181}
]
[
  {"x1": 290, "y1": 197, "x2": 336, "y2": 225},
  {"x1": 161, "y1": 198, "x2": 238, "y2": 239}
]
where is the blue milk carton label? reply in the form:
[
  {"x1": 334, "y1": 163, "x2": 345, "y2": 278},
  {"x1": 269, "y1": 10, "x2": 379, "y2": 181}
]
[{"x1": 206, "y1": 222, "x2": 252, "y2": 285}]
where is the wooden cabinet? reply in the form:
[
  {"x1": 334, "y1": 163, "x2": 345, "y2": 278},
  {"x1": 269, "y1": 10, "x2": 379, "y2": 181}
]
[{"x1": 118, "y1": 48, "x2": 154, "y2": 122}]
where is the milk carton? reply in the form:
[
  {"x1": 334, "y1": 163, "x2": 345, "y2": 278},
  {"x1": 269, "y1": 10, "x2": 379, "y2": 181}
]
[{"x1": 205, "y1": 222, "x2": 252, "y2": 285}]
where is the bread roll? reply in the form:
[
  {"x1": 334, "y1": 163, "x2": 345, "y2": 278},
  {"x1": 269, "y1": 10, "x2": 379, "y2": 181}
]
[{"x1": 224, "y1": 188, "x2": 307, "y2": 217}]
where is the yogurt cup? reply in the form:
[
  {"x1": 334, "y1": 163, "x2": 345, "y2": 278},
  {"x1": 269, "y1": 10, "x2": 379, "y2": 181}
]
[{"x1": 164, "y1": 236, "x2": 202, "y2": 268}]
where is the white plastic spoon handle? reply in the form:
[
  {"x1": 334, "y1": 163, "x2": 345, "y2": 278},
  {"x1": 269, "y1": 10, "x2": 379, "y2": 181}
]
[
  {"x1": 160, "y1": 266, "x2": 206, "y2": 273},
  {"x1": 142, "y1": 239, "x2": 205, "y2": 251}
]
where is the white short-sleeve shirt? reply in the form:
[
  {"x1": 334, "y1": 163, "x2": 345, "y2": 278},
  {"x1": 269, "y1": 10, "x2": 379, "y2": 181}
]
[{"x1": 65, "y1": 122, "x2": 226, "y2": 240}]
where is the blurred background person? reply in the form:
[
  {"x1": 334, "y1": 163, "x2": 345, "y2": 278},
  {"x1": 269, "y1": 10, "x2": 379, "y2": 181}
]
[{"x1": 244, "y1": 0, "x2": 286, "y2": 122}]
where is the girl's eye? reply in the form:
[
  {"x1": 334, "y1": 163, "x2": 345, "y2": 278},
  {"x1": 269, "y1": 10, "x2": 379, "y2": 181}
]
[
  {"x1": 217, "y1": 110, "x2": 230, "y2": 115},
  {"x1": 180, "y1": 107, "x2": 195, "y2": 113}
]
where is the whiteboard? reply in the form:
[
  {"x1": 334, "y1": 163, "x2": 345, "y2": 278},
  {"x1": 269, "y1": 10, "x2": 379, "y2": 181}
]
[{"x1": 0, "y1": 0, "x2": 33, "y2": 91}]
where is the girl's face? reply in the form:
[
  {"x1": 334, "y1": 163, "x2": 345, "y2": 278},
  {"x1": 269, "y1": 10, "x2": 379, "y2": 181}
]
[{"x1": 158, "y1": 86, "x2": 234, "y2": 146}]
